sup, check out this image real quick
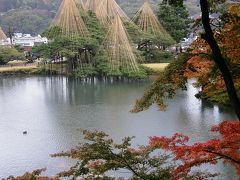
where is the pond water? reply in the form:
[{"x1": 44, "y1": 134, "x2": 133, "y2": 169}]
[{"x1": 0, "y1": 76, "x2": 237, "y2": 179}]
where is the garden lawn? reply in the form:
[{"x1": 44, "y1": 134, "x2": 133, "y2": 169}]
[
  {"x1": 0, "y1": 65, "x2": 37, "y2": 73},
  {"x1": 142, "y1": 63, "x2": 169, "y2": 72}
]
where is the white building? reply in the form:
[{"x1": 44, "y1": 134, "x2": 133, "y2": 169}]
[
  {"x1": 180, "y1": 33, "x2": 198, "y2": 50},
  {"x1": 11, "y1": 33, "x2": 48, "y2": 47},
  {"x1": 0, "y1": 32, "x2": 48, "y2": 48}
]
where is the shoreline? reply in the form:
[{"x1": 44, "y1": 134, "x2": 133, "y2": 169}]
[
  {"x1": 0, "y1": 63, "x2": 169, "y2": 76},
  {"x1": 0, "y1": 66, "x2": 39, "y2": 75}
]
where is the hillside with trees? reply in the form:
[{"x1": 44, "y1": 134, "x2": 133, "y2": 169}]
[
  {"x1": 0, "y1": 0, "x2": 60, "y2": 35},
  {"x1": 0, "y1": 0, "x2": 200, "y2": 35}
]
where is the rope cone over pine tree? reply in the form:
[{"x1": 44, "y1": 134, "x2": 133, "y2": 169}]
[
  {"x1": 83, "y1": 0, "x2": 100, "y2": 13},
  {"x1": 49, "y1": 0, "x2": 89, "y2": 38},
  {"x1": 132, "y1": 1, "x2": 175, "y2": 45},
  {"x1": 104, "y1": 15, "x2": 140, "y2": 74},
  {"x1": 0, "y1": 27, "x2": 7, "y2": 40},
  {"x1": 96, "y1": 0, "x2": 130, "y2": 26}
]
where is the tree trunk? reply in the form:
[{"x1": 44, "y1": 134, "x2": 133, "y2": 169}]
[
  {"x1": 200, "y1": 0, "x2": 240, "y2": 120},
  {"x1": 68, "y1": 58, "x2": 73, "y2": 73}
]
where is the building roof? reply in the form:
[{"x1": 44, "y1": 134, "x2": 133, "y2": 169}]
[{"x1": 0, "y1": 27, "x2": 7, "y2": 40}]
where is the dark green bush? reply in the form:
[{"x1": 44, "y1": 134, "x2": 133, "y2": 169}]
[
  {"x1": 143, "y1": 50, "x2": 175, "y2": 63},
  {"x1": 0, "y1": 46, "x2": 25, "y2": 65}
]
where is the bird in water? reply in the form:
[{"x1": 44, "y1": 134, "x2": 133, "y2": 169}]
[{"x1": 23, "y1": 131, "x2": 27, "y2": 135}]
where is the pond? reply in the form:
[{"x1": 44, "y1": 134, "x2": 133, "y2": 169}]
[{"x1": 0, "y1": 76, "x2": 237, "y2": 179}]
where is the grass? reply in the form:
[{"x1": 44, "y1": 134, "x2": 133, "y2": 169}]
[
  {"x1": 0, "y1": 65, "x2": 37, "y2": 73},
  {"x1": 0, "y1": 63, "x2": 169, "y2": 75},
  {"x1": 7, "y1": 60, "x2": 28, "y2": 66},
  {"x1": 141, "y1": 63, "x2": 169, "y2": 72}
]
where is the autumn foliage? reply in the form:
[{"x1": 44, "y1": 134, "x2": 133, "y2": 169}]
[
  {"x1": 51, "y1": 130, "x2": 174, "y2": 179},
  {"x1": 47, "y1": 121, "x2": 240, "y2": 179},
  {"x1": 184, "y1": 38, "x2": 213, "y2": 83},
  {"x1": 133, "y1": 3, "x2": 240, "y2": 112},
  {"x1": 150, "y1": 121, "x2": 240, "y2": 179},
  {"x1": 184, "y1": 3, "x2": 240, "y2": 104},
  {"x1": 3, "y1": 168, "x2": 59, "y2": 180},
  {"x1": 6, "y1": 121, "x2": 239, "y2": 179},
  {"x1": 49, "y1": 3, "x2": 240, "y2": 179}
]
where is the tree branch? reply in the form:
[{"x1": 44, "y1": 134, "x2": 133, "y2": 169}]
[
  {"x1": 200, "y1": 0, "x2": 240, "y2": 120},
  {"x1": 205, "y1": 150, "x2": 240, "y2": 164},
  {"x1": 106, "y1": 146, "x2": 148, "y2": 180}
]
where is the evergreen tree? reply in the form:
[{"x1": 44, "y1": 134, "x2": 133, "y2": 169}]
[
  {"x1": 162, "y1": 0, "x2": 184, "y2": 7},
  {"x1": 157, "y1": 2, "x2": 191, "y2": 43}
]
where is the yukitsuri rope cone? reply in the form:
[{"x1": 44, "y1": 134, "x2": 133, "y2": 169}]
[
  {"x1": 75, "y1": 0, "x2": 85, "y2": 6},
  {"x1": 104, "y1": 15, "x2": 140, "y2": 73},
  {"x1": 0, "y1": 27, "x2": 7, "y2": 40},
  {"x1": 96, "y1": 0, "x2": 130, "y2": 26},
  {"x1": 83, "y1": 0, "x2": 99, "y2": 13},
  {"x1": 132, "y1": 1, "x2": 175, "y2": 44},
  {"x1": 50, "y1": 0, "x2": 89, "y2": 37}
]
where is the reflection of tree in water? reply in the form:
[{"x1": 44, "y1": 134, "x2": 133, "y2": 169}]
[
  {"x1": 200, "y1": 100, "x2": 236, "y2": 120},
  {"x1": 66, "y1": 77, "x2": 147, "y2": 106},
  {"x1": 39, "y1": 77, "x2": 148, "y2": 139},
  {"x1": 173, "y1": 80, "x2": 235, "y2": 142},
  {"x1": 0, "y1": 77, "x2": 28, "y2": 96},
  {"x1": 66, "y1": 77, "x2": 102, "y2": 105},
  {"x1": 40, "y1": 76, "x2": 68, "y2": 104}
]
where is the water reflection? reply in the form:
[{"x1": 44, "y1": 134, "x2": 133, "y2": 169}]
[{"x1": 0, "y1": 76, "x2": 237, "y2": 178}]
